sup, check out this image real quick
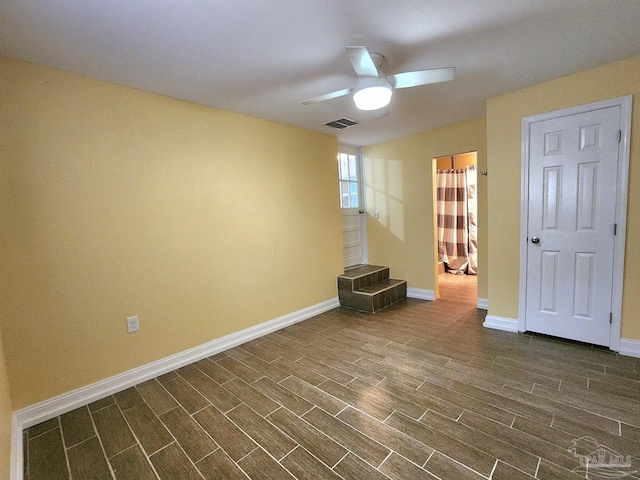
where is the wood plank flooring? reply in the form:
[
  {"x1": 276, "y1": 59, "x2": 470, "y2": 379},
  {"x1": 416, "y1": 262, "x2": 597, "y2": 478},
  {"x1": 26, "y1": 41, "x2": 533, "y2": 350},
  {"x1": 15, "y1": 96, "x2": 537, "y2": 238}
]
[{"x1": 24, "y1": 276, "x2": 640, "y2": 479}]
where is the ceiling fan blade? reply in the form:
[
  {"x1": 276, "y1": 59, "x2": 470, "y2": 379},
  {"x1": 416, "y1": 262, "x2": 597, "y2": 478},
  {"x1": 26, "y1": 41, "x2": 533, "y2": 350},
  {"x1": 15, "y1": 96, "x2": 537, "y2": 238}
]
[
  {"x1": 388, "y1": 67, "x2": 455, "y2": 89},
  {"x1": 346, "y1": 46, "x2": 379, "y2": 78},
  {"x1": 301, "y1": 87, "x2": 354, "y2": 105}
]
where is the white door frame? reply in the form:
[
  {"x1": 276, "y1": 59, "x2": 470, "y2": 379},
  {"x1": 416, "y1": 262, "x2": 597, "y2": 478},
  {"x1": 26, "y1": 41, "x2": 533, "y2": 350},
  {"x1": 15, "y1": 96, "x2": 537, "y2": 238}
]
[{"x1": 518, "y1": 95, "x2": 632, "y2": 352}]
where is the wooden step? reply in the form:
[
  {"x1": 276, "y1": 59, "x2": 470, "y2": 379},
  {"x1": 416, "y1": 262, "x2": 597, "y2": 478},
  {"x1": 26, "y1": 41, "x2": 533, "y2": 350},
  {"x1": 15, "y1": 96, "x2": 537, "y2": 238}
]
[
  {"x1": 337, "y1": 265, "x2": 389, "y2": 292},
  {"x1": 337, "y1": 265, "x2": 407, "y2": 312}
]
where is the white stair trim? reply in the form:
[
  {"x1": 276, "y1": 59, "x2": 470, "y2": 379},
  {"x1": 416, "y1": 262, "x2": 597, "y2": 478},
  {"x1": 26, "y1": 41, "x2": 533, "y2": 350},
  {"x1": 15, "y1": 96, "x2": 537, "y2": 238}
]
[{"x1": 10, "y1": 297, "x2": 339, "y2": 480}]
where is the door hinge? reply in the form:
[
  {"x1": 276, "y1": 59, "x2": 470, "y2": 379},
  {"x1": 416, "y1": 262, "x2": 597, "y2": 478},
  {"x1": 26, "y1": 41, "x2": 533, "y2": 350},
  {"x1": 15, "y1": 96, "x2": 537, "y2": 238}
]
[
  {"x1": 610, "y1": 312, "x2": 613, "y2": 324},
  {"x1": 613, "y1": 223, "x2": 617, "y2": 236},
  {"x1": 618, "y1": 130, "x2": 622, "y2": 143}
]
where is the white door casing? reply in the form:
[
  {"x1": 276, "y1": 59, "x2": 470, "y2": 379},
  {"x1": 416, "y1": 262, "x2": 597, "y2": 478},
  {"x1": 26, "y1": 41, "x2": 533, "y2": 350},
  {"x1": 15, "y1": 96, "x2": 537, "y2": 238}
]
[
  {"x1": 519, "y1": 96, "x2": 632, "y2": 350},
  {"x1": 339, "y1": 145, "x2": 367, "y2": 268}
]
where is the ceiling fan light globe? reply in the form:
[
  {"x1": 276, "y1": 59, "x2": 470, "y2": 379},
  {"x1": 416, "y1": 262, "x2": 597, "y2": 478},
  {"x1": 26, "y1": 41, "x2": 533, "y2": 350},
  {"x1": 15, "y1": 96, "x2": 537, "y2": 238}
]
[{"x1": 353, "y1": 77, "x2": 392, "y2": 110}]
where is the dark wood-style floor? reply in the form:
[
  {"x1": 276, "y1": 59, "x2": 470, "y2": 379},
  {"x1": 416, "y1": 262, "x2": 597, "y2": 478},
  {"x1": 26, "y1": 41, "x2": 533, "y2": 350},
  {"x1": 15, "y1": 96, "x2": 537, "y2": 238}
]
[{"x1": 24, "y1": 274, "x2": 640, "y2": 479}]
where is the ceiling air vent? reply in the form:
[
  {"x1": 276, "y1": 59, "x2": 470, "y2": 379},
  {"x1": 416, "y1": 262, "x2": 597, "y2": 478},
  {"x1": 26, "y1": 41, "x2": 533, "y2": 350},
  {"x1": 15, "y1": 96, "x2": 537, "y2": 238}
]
[{"x1": 324, "y1": 118, "x2": 358, "y2": 129}]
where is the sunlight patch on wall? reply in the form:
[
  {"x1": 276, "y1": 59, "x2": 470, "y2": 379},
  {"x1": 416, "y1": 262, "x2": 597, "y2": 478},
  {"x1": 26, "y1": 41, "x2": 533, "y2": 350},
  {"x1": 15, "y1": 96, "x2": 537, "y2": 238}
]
[
  {"x1": 389, "y1": 198, "x2": 405, "y2": 241},
  {"x1": 364, "y1": 155, "x2": 405, "y2": 241},
  {"x1": 387, "y1": 159, "x2": 404, "y2": 200}
]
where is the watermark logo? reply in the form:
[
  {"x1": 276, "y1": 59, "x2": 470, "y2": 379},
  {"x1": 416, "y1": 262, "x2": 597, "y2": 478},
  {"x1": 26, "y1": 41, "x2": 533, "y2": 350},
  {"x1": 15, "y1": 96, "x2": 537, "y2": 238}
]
[{"x1": 568, "y1": 436, "x2": 636, "y2": 479}]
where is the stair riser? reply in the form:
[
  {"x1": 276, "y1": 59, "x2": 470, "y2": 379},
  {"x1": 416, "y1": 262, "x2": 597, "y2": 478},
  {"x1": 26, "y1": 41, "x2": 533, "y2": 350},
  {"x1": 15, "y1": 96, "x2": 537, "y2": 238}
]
[
  {"x1": 337, "y1": 277, "x2": 354, "y2": 293},
  {"x1": 339, "y1": 282, "x2": 407, "y2": 313},
  {"x1": 338, "y1": 290, "x2": 375, "y2": 312},
  {"x1": 354, "y1": 269, "x2": 389, "y2": 290},
  {"x1": 371, "y1": 282, "x2": 407, "y2": 312}
]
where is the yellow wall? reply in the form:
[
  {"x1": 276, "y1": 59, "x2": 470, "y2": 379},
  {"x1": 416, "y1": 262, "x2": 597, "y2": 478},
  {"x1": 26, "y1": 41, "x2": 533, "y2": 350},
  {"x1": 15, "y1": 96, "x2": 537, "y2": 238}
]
[
  {"x1": 486, "y1": 55, "x2": 640, "y2": 340},
  {"x1": 363, "y1": 117, "x2": 487, "y2": 299},
  {"x1": 0, "y1": 331, "x2": 12, "y2": 480},
  {"x1": 0, "y1": 57, "x2": 343, "y2": 409}
]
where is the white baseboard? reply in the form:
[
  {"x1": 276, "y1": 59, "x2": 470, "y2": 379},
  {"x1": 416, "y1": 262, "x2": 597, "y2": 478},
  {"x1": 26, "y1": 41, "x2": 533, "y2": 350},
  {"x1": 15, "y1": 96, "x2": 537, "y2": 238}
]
[
  {"x1": 477, "y1": 297, "x2": 489, "y2": 310},
  {"x1": 618, "y1": 338, "x2": 640, "y2": 358},
  {"x1": 10, "y1": 297, "x2": 339, "y2": 480},
  {"x1": 483, "y1": 315, "x2": 519, "y2": 333},
  {"x1": 406, "y1": 288, "x2": 435, "y2": 301}
]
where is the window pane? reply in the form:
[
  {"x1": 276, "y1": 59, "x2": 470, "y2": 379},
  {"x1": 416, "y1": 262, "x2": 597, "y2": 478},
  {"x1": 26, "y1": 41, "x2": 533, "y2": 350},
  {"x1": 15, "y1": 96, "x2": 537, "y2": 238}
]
[
  {"x1": 349, "y1": 182, "x2": 359, "y2": 208},
  {"x1": 339, "y1": 155, "x2": 349, "y2": 180},
  {"x1": 340, "y1": 181, "x2": 350, "y2": 208},
  {"x1": 338, "y1": 150, "x2": 360, "y2": 209},
  {"x1": 348, "y1": 155, "x2": 357, "y2": 181}
]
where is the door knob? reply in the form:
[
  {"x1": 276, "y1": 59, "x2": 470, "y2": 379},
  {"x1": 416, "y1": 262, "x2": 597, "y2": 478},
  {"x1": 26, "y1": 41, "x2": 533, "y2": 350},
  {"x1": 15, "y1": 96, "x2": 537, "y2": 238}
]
[
  {"x1": 531, "y1": 236, "x2": 540, "y2": 244},
  {"x1": 359, "y1": 209, "x2": 364, "y2": 214}
]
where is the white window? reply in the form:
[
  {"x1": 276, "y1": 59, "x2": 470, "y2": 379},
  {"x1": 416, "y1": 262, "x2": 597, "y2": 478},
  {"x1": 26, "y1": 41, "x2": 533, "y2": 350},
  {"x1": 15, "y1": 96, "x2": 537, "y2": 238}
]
[{"x1": 338, "y1": 151, "x2": 359, "y2": 208}]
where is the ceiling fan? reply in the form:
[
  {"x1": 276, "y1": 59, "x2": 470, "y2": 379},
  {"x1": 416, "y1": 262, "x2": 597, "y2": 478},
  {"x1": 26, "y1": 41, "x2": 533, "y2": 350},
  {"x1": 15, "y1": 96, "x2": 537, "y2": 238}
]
[{"x1": 302, "y1": 46, "x2": 455, "y2": 111}]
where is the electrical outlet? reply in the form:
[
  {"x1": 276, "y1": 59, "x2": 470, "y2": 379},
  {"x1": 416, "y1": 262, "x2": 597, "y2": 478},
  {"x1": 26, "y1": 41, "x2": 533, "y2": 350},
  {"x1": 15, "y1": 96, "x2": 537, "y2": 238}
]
[{"x1": 126, "y1": 315, "x2": 140, "y2": 333}]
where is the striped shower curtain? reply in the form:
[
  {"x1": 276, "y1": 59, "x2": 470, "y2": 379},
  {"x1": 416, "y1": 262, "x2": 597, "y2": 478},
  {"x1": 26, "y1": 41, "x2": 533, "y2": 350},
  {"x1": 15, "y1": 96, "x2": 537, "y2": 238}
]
[{"x1": 436, "y1": 165, "x2": 477, "y2": 275}]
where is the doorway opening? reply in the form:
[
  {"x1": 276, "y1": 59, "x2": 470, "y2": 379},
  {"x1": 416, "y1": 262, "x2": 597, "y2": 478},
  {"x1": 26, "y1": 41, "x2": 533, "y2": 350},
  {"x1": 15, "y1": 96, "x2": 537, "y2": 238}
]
[{"x1": 432, "y1": 151, "x2": 478, "y2": 304}]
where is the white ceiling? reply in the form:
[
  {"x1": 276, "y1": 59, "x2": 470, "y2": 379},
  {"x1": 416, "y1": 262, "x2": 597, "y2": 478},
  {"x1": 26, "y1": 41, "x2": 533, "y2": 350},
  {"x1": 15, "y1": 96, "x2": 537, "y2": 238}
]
[{"x1": 1, "y1": 1, "x2": 639, "y2": 146}]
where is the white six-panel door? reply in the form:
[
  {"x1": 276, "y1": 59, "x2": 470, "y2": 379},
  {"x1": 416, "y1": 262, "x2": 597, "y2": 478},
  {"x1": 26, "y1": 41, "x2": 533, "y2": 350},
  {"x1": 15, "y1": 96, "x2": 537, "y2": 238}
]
[{"x1": 525, "y1": 106, "x2": 621, "y2": 346}]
